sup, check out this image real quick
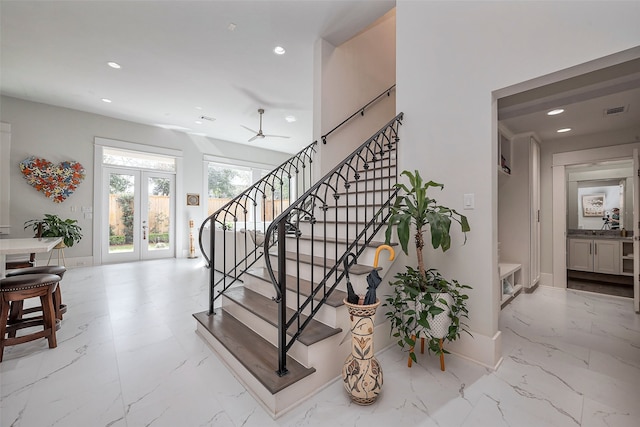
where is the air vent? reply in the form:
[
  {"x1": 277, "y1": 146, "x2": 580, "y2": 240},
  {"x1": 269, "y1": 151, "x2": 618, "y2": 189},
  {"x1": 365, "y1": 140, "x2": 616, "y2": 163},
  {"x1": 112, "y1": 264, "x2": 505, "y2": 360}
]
[{"x1": 604, "y1": 105, "x2": 627, "y2": 116}]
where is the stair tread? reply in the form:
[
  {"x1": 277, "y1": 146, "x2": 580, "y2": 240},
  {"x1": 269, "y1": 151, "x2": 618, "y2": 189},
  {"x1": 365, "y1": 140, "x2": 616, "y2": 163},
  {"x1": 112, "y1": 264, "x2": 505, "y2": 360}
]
[
  {"x1": 224, "y1": 287, "x2": 342, "y2": 346},
  {"x1": 246, "y1": 267, "x2": 347, "y2": 308},
  {"x1": 270, "y1": 251, "x2": 381, "y2": 276},
  {"x1": 193, "y1": 310, "x2": 315, "y2": 395},
  {"x1": 284, "y1": 234, "x2": 396, "y2": 249}
]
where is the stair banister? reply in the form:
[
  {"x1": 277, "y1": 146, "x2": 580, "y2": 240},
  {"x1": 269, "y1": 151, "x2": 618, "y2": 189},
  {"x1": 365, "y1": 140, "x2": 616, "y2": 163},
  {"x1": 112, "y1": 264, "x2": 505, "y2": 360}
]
[{"x1": 264, "y1": 112, "x2": 403, "y2": 375}]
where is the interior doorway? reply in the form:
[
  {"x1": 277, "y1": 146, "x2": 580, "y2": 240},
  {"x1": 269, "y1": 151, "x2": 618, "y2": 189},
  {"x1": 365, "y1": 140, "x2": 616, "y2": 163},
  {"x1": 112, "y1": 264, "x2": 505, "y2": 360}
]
[{"x1": 496, "y1": 52, "x2": 640, "y2": 314}]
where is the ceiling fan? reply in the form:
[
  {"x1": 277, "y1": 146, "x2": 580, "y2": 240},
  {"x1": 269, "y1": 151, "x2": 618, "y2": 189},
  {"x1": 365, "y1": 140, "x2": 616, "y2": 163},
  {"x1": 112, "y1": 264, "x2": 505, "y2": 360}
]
[{"x1": 241, "y1": 108, "x2": 290, "y2": 142}]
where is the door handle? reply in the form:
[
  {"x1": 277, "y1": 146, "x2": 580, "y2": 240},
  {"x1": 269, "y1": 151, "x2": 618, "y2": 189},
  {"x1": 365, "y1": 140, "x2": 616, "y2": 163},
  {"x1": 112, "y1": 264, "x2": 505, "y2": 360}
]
[{"x1": 142, "y1": 225, "x2": 148, "y2": 240}]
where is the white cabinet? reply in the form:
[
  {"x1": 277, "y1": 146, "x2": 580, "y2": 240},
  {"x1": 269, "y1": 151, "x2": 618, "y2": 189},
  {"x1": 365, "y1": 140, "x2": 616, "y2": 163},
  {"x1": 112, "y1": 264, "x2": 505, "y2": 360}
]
[
  {"x1": 498, "y1": 132, "x2": 541, "y2": 289},
  {"x1": 0, "y1": 123, "x2": 10, "y2": 236},
  {"x1": 621, "y1": 241, "x2": 634, "y2": 276},
  {"x1": 567, "y1": 238, "x2": 620, "y2": 274},
  {"x1": 499, "y1": 263, "x2": 523, "y2": 308}
]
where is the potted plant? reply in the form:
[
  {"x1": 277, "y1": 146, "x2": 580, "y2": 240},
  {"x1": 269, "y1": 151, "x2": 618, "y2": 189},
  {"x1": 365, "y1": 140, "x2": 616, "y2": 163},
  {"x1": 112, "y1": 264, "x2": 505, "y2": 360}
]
[
  {"x1": 24, "y1": 213, "x2": 83, "y2": 248},
  {"x1": 384, "y1": 170, "x2": 471, "y2": 369}
]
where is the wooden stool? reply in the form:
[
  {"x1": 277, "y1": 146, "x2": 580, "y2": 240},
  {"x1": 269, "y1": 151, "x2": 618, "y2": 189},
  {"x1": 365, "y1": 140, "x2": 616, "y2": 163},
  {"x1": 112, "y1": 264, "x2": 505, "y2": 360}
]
[
  {"x1": 6, "y1": 266, "x2": 67, "y2": 320},
  {"x1": 0, "y1": 273, "x2": 61, "y2": 362}
]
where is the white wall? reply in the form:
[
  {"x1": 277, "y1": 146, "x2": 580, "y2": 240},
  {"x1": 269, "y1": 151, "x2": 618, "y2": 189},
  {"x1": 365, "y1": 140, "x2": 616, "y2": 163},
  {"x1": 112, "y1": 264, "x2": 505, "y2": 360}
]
[
  {"x1": 396, "y1": 0, "x2": 640, "y2": 368},
  {"x1": 314, "y1": 9, "x2": 396, "y2": 175},
  {"x1": 0, "y1": 96, "x2": 290, "y2": 264}
]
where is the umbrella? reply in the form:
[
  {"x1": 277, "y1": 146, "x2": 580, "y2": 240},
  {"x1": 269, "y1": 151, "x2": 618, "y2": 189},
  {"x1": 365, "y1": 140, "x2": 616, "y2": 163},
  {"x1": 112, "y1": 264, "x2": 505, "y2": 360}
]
[
  {"x1": 343, "y1": 253, "x2": 359, "y2": 304},
  {"x1": 363, "y1": 245, "x2": 395, "y2": 305}
]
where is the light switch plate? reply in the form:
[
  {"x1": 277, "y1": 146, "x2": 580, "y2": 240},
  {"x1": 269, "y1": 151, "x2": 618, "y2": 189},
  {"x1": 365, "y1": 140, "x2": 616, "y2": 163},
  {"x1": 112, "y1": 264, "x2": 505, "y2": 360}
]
[{"x1": 464, "y1": 193, "x2": 474, "y2": 210}]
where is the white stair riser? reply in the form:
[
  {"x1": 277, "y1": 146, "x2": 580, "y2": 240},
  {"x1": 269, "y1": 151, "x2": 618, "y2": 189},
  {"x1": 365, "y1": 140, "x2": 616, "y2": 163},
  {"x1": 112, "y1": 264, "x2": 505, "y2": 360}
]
[
  {"x1": 243, "y1": 271, "x2": 346, "y2": 329},
  {"x1": 296, "y1": 221, "x2": 373, "y2": 236},
  {"x1": 341, "y1": 190, "x2": 396, "y2": 205},
  {"x1": 282, "y1": 238, "x2": 385, "y2": 263},
  {"x1": 221, "y1": 296, "x2": 312, "y2": 366},
  {"x1": 344, "y1": 178, "x2": 395, "y2": 193},
  {"x1": 319, "y1": 206, "x2": 389, "y2": 222}
]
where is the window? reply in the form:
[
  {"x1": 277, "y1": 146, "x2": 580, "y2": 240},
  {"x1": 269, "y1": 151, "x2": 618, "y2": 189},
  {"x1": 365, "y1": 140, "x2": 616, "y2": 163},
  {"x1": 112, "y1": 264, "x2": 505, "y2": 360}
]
[{"x1": 207, "y1": 163, "x2": 254, "y2": 215}]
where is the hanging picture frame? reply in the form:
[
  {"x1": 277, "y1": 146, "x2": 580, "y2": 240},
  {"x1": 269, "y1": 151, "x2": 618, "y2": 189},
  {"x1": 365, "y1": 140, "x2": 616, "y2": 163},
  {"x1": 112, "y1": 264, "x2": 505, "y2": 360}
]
[
  {"x1": 186, "y1": 193, "x2": 200, "y2": 206},
  {"x1": 582, "y1": 194, "x2": 605, "y2": 217}
]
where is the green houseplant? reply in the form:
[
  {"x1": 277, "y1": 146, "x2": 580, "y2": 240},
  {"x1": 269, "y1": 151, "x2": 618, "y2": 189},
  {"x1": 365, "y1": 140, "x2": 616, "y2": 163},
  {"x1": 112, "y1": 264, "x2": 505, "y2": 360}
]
[
  {"x1": 384, "y1": 170, "x2": 471, "y2": 368},
  {"x1": 24, "y1": 213, "x2": 83, "y2": 248}
]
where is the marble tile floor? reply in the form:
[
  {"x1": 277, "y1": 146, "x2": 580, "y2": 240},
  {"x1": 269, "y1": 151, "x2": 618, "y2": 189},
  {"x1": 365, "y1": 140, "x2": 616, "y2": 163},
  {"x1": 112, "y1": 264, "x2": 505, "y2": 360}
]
[{"x1": 1, "y1": 258, "x2": 638, "y2": 426}]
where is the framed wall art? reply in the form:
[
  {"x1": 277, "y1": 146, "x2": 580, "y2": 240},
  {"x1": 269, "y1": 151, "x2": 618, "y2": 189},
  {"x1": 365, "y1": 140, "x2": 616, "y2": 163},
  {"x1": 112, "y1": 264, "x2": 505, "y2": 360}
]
[
  {"x1": 186, "y1": 193, "x2": 200, "y2": 206},
  {"x1": 582, "y1": 194, "x2": 604, "y2": 217}
]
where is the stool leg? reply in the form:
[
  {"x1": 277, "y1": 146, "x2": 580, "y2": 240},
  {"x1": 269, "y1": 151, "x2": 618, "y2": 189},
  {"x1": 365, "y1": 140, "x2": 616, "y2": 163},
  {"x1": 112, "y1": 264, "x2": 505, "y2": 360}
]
[
  {"x1": 53, "y1": 286, "x2": 63, "y2": 320},
  {"x1": 0, "y1": 299, "x2": 10, "y2": 362},
  {"x1": 40, "y1": 294, "x2": 57, "y2": 349},
  {"x1": 8, "y1": 301, "x2": 24, "y2": 338}
]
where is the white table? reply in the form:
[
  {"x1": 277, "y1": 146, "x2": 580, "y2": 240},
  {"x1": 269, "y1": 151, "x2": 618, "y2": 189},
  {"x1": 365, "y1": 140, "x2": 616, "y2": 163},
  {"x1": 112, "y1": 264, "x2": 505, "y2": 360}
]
[{"x1": 0, "y1": 237, "x2": 63, "y2": 279}]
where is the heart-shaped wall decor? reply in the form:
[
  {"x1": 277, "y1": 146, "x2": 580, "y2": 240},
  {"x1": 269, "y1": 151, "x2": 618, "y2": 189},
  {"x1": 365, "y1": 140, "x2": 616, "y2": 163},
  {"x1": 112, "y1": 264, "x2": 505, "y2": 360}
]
[{"x1": 19, "y1": 156, "x2": 86, "y2": 203}]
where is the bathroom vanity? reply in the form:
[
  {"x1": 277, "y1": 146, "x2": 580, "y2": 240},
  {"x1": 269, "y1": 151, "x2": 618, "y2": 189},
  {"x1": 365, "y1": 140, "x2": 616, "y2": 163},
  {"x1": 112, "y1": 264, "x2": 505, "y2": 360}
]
[{"x1": 567, "y1": 231, "x2": 633, "y2": 276}]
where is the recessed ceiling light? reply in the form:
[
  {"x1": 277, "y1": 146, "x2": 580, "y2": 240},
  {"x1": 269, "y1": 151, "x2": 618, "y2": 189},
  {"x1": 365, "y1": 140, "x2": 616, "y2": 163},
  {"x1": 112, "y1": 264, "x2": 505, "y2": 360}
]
[
  {"x1": 228, "y1": 23, "x2": 237, "y2": 32},
  {"x1": 195, "y1": 120, "x2": 203, "y2": 125},
  {"x1": 557, "y1": 128, "x2": 572, "y2": 133},
  {"x1": 274, "y1": 46, "x2": 286, "y2": 55},
  {"x1": 285, "y1": 115, "x2": 296, "y2": 123},
  {"x1": 107, "y1": 62, "x2": 121, "y2": 69},
  {"x1": 547, "y1": 108, "x2": 564, "y2": 116},
  {"x1": 101, "y1": 98, "x2": 112, "y2": 103},
  {"x1": 195, "y1": 106, "x2": 203, "y2": 110}
]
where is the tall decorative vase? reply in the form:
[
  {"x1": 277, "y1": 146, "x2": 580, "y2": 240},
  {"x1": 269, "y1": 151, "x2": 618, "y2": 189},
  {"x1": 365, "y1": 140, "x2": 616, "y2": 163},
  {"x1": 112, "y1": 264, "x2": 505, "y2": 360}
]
[{"x1": 342, "y1": 299, "x2": 382, "y2": 405}]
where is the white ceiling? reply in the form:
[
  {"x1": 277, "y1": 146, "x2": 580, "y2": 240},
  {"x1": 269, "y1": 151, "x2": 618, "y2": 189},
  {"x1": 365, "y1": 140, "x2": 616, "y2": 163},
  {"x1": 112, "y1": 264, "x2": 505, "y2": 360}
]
[
  {"x1": 0, "y1": 0, "x2": 394, "y2": 154},
  {"x1": 498, "y1": 58, "x2": 640, "y2": 142}
]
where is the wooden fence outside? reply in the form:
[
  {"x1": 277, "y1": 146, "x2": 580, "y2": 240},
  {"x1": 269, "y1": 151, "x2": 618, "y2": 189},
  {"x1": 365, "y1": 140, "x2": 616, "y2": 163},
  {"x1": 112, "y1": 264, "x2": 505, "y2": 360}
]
[
  {"x1": 109, "y1": 195, "x2": 290, "y2": 236},
  {"x1": 207, "y1": 198, "x2": 290, "y2": 223}
]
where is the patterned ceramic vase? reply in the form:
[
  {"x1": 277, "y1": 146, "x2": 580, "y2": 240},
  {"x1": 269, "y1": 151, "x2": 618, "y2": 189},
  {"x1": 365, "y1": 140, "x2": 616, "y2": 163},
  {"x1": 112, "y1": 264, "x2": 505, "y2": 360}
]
[{"x1": 342, "y1": 298, "x2": 382, "y2": 405}]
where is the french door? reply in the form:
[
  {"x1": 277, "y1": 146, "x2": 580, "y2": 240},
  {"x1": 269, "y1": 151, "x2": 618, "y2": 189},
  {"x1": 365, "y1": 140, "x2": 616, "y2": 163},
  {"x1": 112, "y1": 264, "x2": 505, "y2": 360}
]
[{"x1": 103, "y1": 167, "x2": 175, "y2": 263}]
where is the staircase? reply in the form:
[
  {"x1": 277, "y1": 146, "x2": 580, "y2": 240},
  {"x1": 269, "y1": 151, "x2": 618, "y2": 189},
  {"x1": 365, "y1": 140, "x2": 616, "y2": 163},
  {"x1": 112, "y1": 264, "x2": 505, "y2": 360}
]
[{"x1": 195, "y1": 105, "x2": 402, "y2": 417}]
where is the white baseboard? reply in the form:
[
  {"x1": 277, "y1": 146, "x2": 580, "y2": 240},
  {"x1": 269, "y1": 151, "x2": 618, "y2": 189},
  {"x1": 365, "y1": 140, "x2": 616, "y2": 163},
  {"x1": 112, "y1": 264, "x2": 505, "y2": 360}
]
[{"x1": 445, "y1": 330, "x2": 503, "y2": 370}]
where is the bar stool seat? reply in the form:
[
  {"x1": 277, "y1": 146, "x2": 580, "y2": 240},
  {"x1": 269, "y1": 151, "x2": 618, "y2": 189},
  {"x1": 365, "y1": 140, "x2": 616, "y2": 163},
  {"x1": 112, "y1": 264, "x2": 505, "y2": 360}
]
[
  {"x1": 0, "y1": 273, "x2": 60, "y2": 362},
  {"x1": 6, "y1": 266, "x2": 67, "y2": 320}
]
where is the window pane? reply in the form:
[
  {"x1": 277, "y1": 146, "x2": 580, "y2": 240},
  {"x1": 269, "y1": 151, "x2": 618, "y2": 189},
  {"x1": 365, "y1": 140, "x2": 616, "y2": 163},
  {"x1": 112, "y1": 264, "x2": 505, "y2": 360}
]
[
  {"x1": 109, "y1": 172, "x2": 135, "y2": 253},
  {"x1": 147, "y1": 177, "x2": 171, "y2": 251},
  {"x1": 104, "y1": 147, "x2": 175, "y2": 172},
  {"x1": 207, "y1": 163, "x2": 253, "y2": 216}
]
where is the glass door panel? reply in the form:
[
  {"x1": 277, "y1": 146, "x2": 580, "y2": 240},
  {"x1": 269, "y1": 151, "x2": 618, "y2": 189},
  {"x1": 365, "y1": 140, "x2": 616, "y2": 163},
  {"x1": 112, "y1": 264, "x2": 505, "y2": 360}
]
[
  {"x1": 142, "y1": 173, "x2": 174, "y2": 259},
  {"x1": 104, "y1": 168, "x2": 140, "y2": 263}
]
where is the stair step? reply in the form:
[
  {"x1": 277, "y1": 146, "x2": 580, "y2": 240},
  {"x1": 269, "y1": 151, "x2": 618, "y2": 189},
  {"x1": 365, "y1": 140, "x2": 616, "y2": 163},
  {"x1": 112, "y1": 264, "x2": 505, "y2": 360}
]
[
  {"x1": 246, "y1": 267, "x2": 347, "y2": 308},
  {"x1": 285, "y1": 234, "x2": 396, "y2": 249},
  {"x1": 193, "y1": 310, "x2": 316, "y2": 395},
  {"x1": 224, "y1": 287, "x2": 342, "y2": 346},
  {"x1": 347, "y1": 174, "x2": 395, "y2": 184},
  {"x1": 271, "y1": 251, "x2": 380, "y2": 276}
]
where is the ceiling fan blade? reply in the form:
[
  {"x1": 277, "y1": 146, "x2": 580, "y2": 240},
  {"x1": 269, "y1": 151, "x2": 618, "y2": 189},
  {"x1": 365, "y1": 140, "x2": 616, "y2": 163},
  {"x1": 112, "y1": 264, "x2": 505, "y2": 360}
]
[
  {"x1": 240, "y1": 125, "x2": 258, "y2": 134},
  {"x1": 248, "y1": 135, "x2": 259, "y2": 142},
  {"x1": 263, "y1": 134, "x2": 291, "y2": 139}
]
